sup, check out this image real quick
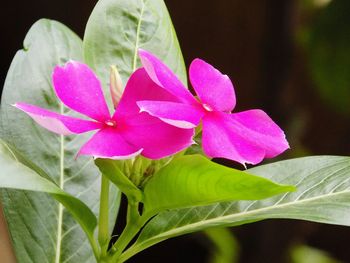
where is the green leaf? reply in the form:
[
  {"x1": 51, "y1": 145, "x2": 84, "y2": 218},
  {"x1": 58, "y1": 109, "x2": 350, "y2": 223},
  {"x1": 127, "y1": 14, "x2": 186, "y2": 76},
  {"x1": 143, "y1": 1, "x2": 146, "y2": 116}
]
[
  {"x1": 120, "y1": 156, "x2": 350, "y2": 262},
  {"x1": 83, "y1": 0, "x2": 187, "y2": 94},
  {"x1": 0, "y1": 140, "x2": 98, "y2": 254},
  {"x1": 184, "y1": 133, "x2": 204, "y2": 156},
  {"x1": 95, "y1": 158, "x2": 143, "y2": 202},
  {"x1": 0, "y1": 19, "x2": 119, "y2": 263},
  {"x1": 142, "y1": 155, "x2": 295, "y2": 217}
]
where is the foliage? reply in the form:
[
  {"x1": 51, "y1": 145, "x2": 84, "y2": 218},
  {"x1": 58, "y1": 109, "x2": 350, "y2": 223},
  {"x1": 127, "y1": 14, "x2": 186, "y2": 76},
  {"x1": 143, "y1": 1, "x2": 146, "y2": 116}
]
[{"x1": 0, "y1": 0, "x2": 349, "y2": 262}]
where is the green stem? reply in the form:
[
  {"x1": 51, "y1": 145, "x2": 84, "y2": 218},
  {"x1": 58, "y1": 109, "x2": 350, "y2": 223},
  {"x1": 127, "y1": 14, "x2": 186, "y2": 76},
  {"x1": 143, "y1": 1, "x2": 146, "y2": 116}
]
[
  {"x1": 88, "y1": 235, "x2": 101, "y2": 262},
  {"x1": 98, "y1": 175, "x2": 110, "y2": 257},
  {"x1": 109, "y1": 202, "x2": 148, "y2": 262},
  {"x1": 117, "y1": 244, "x2": 141, "y2": 263}
]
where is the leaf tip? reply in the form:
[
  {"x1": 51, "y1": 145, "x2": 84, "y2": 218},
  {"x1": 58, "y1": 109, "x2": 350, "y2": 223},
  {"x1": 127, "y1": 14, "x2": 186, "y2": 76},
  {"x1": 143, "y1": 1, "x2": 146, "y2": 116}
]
[{"x1": 284, "y1": 184, "x2": 297, "y2": 192}]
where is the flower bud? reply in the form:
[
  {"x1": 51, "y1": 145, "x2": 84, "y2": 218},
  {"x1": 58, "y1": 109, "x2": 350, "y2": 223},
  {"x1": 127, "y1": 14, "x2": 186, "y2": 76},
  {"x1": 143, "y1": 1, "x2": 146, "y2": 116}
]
[{"x1": 109, "y1": 65, "x2": 123, "y2": 108}]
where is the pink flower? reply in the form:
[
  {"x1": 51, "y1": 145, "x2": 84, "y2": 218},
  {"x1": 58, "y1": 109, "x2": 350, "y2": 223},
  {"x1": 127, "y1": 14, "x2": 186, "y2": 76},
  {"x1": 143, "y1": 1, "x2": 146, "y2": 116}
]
[
  {"x1": 15, "y1": 61, "x2": 194, "y2": 159},
  {"x1": 136, "y1": 50, "x2": 289, "y2": 165}
]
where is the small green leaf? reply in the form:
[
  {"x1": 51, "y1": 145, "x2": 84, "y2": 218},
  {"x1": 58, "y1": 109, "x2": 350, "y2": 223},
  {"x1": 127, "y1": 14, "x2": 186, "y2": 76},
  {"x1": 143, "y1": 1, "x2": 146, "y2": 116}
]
[
  {"x1": 0, "y1": 140, "x2": 98, "y2": 252},
  {"x1": 120, "y1": 156, "x2": 350, "y2": 262},
  {"x1": 83, "y1": 0, "x2": 187, "y2": 95},
  {"x1": 95, "y1": 158, "x2": 143, "y2": 202},
  {"x1": 142, "y1": 155, "x2": 295, "y2": 216}
]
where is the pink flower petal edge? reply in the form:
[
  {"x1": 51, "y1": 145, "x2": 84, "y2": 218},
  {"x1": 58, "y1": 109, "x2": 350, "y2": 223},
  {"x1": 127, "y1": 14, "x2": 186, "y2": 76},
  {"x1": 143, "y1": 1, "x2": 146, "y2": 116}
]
[
  {"x1": 202, "y1": 110, "x2": 289, "y2": 165},
  {"x1": 52, "y1": 61, "x2": 111, "y2": 122},
  {"x1": 14, "y1": 103, "x2": 102, "y2": 135},
  {"x1": 135, "y1": 50, "x2": 289, "y2": 164},
  {"x1": 189, "y1": 58, "x2": 236, "y2": 112},
  {"x1": 137, "y1": 100, "x2": 204, "y2": 129},
  {"x1": 138, "y1": 49, "x2": 197, "y2": 104},
  {"x1": 16, "y1": 60, "x2": 196, "y2": 160},
  {"x1": 78, "y1": 128, "x2": 143, "y2": 159},
  {"x1": 230, "y1": 109, "x2": 290, "y2": 158},
  {"x1": 119, "y1": 113, "x2": 195, "y2": 159},
  {"x1": 114, "y1": 68, "x2": 180, "y2": 119}
]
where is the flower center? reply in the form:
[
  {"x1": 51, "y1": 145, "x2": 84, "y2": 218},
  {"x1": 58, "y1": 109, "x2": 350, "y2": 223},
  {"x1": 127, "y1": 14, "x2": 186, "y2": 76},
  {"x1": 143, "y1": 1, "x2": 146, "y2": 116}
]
[
  {"x1": 202, "y1": 103, "x2": 213, "y2": 112},
  {"x1": 105, "y1": 120, "x2": 117, "y2": 127}
]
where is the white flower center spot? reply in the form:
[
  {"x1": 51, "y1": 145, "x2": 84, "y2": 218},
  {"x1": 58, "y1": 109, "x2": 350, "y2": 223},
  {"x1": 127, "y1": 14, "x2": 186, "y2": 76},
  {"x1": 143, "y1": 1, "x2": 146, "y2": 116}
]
[
  {"x1": 105, "y1": 120, "x2": 117, "y2": 127},
  {"x1": 202, "y1": 103, "x2": 213, "y2": 112}
]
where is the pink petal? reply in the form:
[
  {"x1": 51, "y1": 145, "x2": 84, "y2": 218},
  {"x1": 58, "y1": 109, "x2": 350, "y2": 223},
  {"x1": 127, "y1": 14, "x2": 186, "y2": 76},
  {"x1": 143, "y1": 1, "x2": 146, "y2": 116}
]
[
  {"x1": 15, "y1": 103, "x2": 103, "y2": 135},
  {"x1": 52, "y1": 61, "x2": 110, "y2": 122},
  {"x1": 114, "y1": 68, "x2": 179, "y2": 118},
  {"x1": 189, "y1": 59, "x2": 236, "y2": 112},
  {"x1": 202, "y1": 110, "x2": 289, "y2": 165},
  {"x1": 138, "y1": 49, "x2": 197, "y2": 104},
  {"x1": 119, "y1": 113, "x2": 195, "y2": 159},
  {"x1": 78, "y1": 127, "x2": 142, "y2": 159},
  {"x1": 137, "y1": 100, "x2": 205, "y2": 129}
]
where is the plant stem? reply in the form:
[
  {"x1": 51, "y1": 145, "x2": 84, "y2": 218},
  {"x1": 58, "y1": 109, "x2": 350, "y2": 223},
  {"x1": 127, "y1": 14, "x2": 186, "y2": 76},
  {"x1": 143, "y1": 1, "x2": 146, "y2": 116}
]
[
  {"x1": 88, "y1": 235, "x2": 101, "y2": 262},
  {"x1": 116, "y1": 244, "x2": 141, "y2": 263},
  {"x1": 98, "y1": 175, "x2": 110, "y2": 257},
  {"x1": 109, "y1": 201, "x2": 148, "y2": 262}
]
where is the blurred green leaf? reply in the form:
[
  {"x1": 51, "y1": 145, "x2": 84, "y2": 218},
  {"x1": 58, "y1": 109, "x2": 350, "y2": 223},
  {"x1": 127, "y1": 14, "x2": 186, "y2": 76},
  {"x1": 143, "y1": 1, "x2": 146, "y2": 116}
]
[
  {"x1": 305, "y1": 0, "x2": 350, "y2": 113},
  {"x1": 205, "y1": 227, "x2": 239, "y2": 263},
  {"x1": 290, "y1": 244, "x2": 341, "y2": 263}
]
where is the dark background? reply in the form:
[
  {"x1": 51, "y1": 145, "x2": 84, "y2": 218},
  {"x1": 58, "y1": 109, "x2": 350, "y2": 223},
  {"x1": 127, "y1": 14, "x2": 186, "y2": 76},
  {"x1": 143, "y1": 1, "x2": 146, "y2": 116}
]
[{"x1": 1, "y1": 0, "x2": 350, "y2": 262}]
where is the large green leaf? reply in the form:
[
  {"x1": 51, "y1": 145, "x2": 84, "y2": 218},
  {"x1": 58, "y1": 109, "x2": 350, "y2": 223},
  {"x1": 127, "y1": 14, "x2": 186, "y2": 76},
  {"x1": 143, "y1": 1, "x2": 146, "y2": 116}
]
[
  {"x1": 0, "y1": 19, "x2": 119, "y2": 263},
  {"x1": 0, "y1": 140, "x2": 97, "y2": 253},
  {"x1": 83, "y1": 0, "x2": 187, "y2": 93},
  {"x1": 142, "y1": 155, "x2": 295, "y2": 216},
  {"x1": 120, "y1": 156, "x2": 350, "y2": 261}
]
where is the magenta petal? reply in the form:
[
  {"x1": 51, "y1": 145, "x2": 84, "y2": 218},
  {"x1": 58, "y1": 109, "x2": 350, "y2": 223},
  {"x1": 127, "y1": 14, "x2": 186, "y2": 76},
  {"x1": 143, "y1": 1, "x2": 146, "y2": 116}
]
[
  {"x1": 119, "y1": 113, "x2": 195, "y2": 159},
  {"x1": 78, "y1": 128, "x2": 142, "y2": 159},
  {"x1": 115, "y1": 68, "x2": 179, "y2": 118},
  {"x1": 202, "y1": 111, "x2": 289, "y2": 165},
  {"x1": 229, "y1": 110, "x2": 290, "y2": 157},
  {"x1": 53, "y1": 61, "x2": 110, "y2": 122},
  {"x1": 15, "y1": 103, "x2": 103, "y2": 135},
  {"x1": 138, "y1": 49, "x2": 197, "y2": 104},
  {"x1": 137, "y1": 100, "x2": 204, "y2": 129},
  {"x1": 189, "y1": 59, "x2": 236, "y2": 112}
]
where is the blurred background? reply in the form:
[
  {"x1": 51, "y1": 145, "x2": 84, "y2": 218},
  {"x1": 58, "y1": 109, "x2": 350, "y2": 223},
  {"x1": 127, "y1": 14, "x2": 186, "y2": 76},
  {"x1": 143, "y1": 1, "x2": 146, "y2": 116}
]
[{"x1": 1, "y1": 0, "x2": 350, "y2": 262}]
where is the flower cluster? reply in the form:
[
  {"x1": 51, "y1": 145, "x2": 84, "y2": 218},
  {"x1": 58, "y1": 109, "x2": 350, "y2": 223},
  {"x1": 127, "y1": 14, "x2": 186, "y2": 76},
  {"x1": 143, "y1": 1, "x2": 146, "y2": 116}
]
[{"x1": 15, "y1": 50, "x2": 289, "y2": 165}]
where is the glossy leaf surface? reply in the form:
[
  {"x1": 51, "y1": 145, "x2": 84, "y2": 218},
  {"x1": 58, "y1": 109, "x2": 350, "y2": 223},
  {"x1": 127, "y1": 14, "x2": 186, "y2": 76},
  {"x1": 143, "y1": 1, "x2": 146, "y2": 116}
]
[
  {"x1": 142, "y1": 155, "x2": 295, "y2": 216},
  {"x1": 121, "y1": 156, "x2": 350, "y2": 261}
]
